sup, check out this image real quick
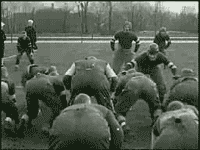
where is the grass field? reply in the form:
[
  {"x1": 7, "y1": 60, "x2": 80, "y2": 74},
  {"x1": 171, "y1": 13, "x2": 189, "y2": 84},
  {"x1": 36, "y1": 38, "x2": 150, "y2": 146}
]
[{"x1": 2, "y1": 42, "x2": 198, "y2": 149}]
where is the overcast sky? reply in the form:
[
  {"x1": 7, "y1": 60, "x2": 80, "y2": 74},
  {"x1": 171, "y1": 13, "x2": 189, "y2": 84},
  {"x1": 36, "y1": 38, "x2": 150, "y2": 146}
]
[{"x1": 149, "y1": 1, "x2": 198, "y2": 13}]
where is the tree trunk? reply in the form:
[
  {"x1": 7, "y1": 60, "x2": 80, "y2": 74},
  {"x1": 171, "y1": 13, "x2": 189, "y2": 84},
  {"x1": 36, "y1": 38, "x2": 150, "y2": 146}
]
[
  {"x1": 77, "y1": 4, "x2": 83, "y2": 34},
  {"x1": 83, "y1": 2, "x2": 89, "y2": 33},
  {"x1": 84, "y1": 6, "x2": 88, "y2": 33},
  {"x1": 81, "y1": 9, "x2": 84, "y2": 34},
  {"x1": 108, "y1": 1, "x2": 112, "y2": 34},
  {"x1": 131, "y1": 6, "x2": 134, "y2": 31},
  {"x1": 79, "y1": 3, "x2": 84, "y2": 34},
  {"x1": 63, "y1": 11, "x2": 67, "y2": 33},
  {"x1": 6, "y1": 8, "x2": 10, "y2": 34},
  {"x1": 154, "y1": 3, "x2": 158, "y2": 36},
  {"x1": 1, "y1": 3, "x2": 4, "y2": 19},
  {"x1": 96, "y1": 13, "x2": 101, "y2": 33}
]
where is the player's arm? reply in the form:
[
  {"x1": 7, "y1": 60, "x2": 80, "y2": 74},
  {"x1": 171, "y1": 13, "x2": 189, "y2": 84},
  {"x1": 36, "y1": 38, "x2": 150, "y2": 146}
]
[
  {"x1": 133, "y1": 34, "x2": 140, "y2": 53},
  {"x1": 105, "y1": 109, "x2": 124, "y2": 150},
  {"x1": 105, "y1": 63, "x2": 118, "y2": 92},
  {"x1": 160, "y1": 54, "x2": 177, "y2": 76},
  {"x1": 153, "y1": 34, "x2": 159, "y2": 45},
  {"x1": 110, "y1": 32, "x2": 120, "y2": 51},
  {"x1": 63, "y1": 63, "x2": 76, "y2": 90},
  {"x1": 17, "y1": 37, "x2": 22, "y2": 50},
  {"x1": 52, "y1": 78, "x2": 66, "y2": 96},
  {"x1": 132, "y1": 56, "x2": 141, "y2": 72},
  {"x1": 165, "y1": 34, "x2": 171, "y2": 49}
]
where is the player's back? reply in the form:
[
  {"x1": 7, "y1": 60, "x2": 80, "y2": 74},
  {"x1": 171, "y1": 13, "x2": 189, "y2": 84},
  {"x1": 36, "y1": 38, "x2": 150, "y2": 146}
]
[
  {"x1": 153, "y1": 108, "x2": 198, "y2": 149},
  {"x1": 72, "y1": 59, "x2": 109, "y2": 85},
  {"x1": 56, "y1": 103, "x2": 111, "y2": 140}
]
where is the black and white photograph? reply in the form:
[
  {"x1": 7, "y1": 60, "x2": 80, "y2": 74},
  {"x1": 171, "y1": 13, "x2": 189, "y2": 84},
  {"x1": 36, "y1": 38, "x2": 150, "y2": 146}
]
[{"x1": 1, "y1": 1, "x2": 198, "y2": 149}]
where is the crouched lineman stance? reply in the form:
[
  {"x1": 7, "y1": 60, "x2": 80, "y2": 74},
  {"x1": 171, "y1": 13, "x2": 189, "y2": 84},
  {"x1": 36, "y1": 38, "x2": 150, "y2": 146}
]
[
  {"x1": 151, "y1": 101, "x2": 198, "y2": 149},
  {"x1": 133, "y1": 43, "x2": 177, "y2": 103},
  {"x1": 113, "y1": 67, "x2": 162, "y2": 131},
  {"x1": 63, "y1": 56, "x2": 118, "y2": 112},
  {"x1": 48, "y1": 93, "x2": 124, "y2": 150},
  {"x1": 19, "y1": 67, "x2": 67, "y2": 135},
  {"x1": 110, "y1": 21, "x2": 140, "y2": 74},
  {"x1": 15, "y1": 31, "x2": 34, "y2": 71},
  {"x1": 21, "y1": 64, "x2": 58, "y2": 88},
  {"x1": 163, "y1": 68, "x2": 198, "y2": 110},
  {"x1": 1, "y1": 66, "x2": 19, "y2": 133}
]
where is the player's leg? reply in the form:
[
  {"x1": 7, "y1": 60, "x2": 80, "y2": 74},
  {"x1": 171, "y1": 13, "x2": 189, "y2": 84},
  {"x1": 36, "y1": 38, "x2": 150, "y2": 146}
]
[
  {"x1": 142, "y1": 79, "x2": 162, "y2": 123},
  {"x1": 112, "y1": 45, "x2": 124, "y2": 75},
  {"x1": 150, "y1": 66, "x2": 167, "y2": 104},
  {"x1": 114, "y1": 88, "x2": 138, "y2": 134},
  {"x1": 33, "y1": 39, "x2": 38, "y2": 50},
  {"x1": 26, "y1": 49, "x2": 34, "y2": 65},
  {"x1": 30, "y1": 39, "x2": 34, "y2": 49},
  {"x1": 95, "y1": 86, "x2": 115, "y2": 112},
  {"x1": 159, "y1": 48, "x2": 167, "y2": 69},
  {"x1": 124, "y1": 48, "x2": 135, "y2": 64},
  {"x1": 18, "y1": 92, "x2": 39, "y2": 135},
  {"x1": 15, "y1": 47, "x2": 24, "y2": 70},
  {"x1": 2, "y1": 95, "x2": 19, "y2": 123}
]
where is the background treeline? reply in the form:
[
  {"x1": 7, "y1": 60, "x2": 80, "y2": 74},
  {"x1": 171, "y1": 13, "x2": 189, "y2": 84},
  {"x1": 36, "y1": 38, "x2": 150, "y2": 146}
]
[{"x1": 1, "y1": 2, "x2": 198, "y2": 35}]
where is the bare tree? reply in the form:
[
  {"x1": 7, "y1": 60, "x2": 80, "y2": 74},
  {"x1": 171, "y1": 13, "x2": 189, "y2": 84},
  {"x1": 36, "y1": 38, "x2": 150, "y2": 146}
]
[
  {"x1": 75, "y1": 2, "x2": 83, "y2": 34},
  {"x1": 83, "y1": 1, "x2": 89, "y2": 33},
  {"x1": 89, "y1": 2, "x2": 108, "y2": 33},
  {"x1": 62, "y1": 3, "x2": 73, "y2": 33},
  {"x1": 154, "y1": 2, "x2": 159, "y2": 35},
  {"x1": 76, "y1": 1, "x2": 89, "y2": 33},
  {"x1": 1, "y1": 2, "x2": 4, "y2": 19},
  {"x1": 108, "y1": 1, "x2": 112, "y2": 34}
]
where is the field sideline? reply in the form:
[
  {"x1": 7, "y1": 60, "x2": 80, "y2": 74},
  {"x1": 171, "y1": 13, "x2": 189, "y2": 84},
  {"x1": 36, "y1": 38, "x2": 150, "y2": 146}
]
[
  {"x1": 2, "y1": 41, "x2": 198, "y2": 149},
  {"x1": 5, "y1": 31, "x2": 198, "y2": 38}
]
